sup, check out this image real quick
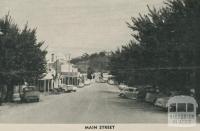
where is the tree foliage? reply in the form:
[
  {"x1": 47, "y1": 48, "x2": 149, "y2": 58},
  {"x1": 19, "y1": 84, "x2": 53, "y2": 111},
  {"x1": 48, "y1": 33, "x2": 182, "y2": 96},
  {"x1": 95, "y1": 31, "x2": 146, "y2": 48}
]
[
  {"x1": 109, "y1": 0, "x2": 200, "y2": 96},
  {"x1": 71, "y1": 51, "x2": 110, "y2": 73},
  {"x1": 0, "y1": 14, "x2": 47, "y2": 101}
]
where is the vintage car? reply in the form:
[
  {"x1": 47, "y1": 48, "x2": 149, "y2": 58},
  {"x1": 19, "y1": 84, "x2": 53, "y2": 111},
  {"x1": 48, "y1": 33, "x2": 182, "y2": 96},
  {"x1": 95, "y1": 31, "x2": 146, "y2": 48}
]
[
  {"x1": 50, "y1": 88, "x2": 60, "y2": 95},
  {"x1": 67, "y1": 85, "x2": 77, "y2": 92},
  {"x1": 119, "y1": 87, "x2": 139, "y2": 100},
  {"x1": 12, "y1": 85, "x2": 21, "y2": 102},
  {"x1": 84, "y1": 80, "x2": 91, "y2": 85},
  {"x1": 108, "y1": 79, "x2": 115, "y2": 85},
  {"x1": 145, "y1": 92, "x2": 158, "y2": 103},
  {"x1": 118, "y1": 83, "x2": 129, "y2": 91},
  {"x1": 59, "y1": 84, "x2": 68, "y2": 92},
  {"x1": 154, "y1": 91, "x2": 186, "y2": 109},
  {"x1": 78, "y1": 83, "x2": 84, "y2": 88},
  {"x1": 98, "y1": 79, "x2": 106, "y2": 83},
  {"x1": 154, "y1": 96, "x2": 169, "y2": 109},
  {"x1": 21, "y1": 86, "x2": 40, "y2": 102},
  {"x1": 102, "y1": 77, "x2": 108, "y2": 82},
  {"x1": 12, "y1": 92, "x2": 21, "y2": 102},
  {"x1": 144, "y1": 86, "x2": 159, "y2": 103}
]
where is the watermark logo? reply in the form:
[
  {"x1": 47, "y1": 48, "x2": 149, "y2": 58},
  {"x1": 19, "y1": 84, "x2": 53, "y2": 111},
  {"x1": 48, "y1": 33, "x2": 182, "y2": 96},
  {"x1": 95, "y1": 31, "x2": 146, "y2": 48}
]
[{"x1": 167, "y1": 96, "x2": 198, "y2": 127}]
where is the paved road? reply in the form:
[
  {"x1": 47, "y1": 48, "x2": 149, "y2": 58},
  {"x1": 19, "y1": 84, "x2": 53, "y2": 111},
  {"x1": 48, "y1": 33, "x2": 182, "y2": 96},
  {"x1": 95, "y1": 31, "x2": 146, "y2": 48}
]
[{"x1": 0, "y1": 83, "x2": 198, "y2": 123}]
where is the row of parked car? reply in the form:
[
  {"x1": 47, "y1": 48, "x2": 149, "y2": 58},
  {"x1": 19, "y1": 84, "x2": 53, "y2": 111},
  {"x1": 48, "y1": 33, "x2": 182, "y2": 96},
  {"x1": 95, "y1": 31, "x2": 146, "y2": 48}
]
[
  {"x1": 50, "y1": 84, "x2": 78, "y2": 94},
  {"x1": 96, "y1": 78, "x2": 118, "y2": 85},
  {"x1": 118, "y1": 84, "x2": 194, "y2": 110},
  {"x1": 12, "y1": 80, "x2": 92, "y2": 103},
  {"x1": 50, "y1": 80, "x2": 91, "y2": 95}
]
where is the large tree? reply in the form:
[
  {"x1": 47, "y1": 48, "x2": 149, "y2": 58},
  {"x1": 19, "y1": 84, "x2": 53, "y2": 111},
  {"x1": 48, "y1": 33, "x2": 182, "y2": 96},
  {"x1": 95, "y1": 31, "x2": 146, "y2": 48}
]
[
  {"x1": 109, "y1": 0, "x2": 200, "y2": 103},
  {"x1": 0, "y1": 14, "x2": 47, "y2": 101}
]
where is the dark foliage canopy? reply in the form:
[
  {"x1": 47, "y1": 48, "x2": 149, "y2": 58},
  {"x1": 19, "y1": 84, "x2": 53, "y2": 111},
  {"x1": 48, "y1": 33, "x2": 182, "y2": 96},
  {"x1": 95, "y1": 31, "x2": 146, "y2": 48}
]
[
  {"x1": 109, "y1": 0, "x2": 200, "y2": 95},
  {"x1": 0, "y1": 14, "x2": 47, "y2": 86}
]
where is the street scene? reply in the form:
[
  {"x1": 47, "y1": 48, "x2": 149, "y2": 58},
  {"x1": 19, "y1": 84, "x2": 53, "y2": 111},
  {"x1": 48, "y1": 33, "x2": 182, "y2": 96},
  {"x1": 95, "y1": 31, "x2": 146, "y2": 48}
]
[
  {"x1": 0, "y1": 83, "x2": 168, "y2": 123},
  {"x1": 1, "y1": 0, "x2": 200, "y2": 125},
  {"x1": 0, "y1": 77, "x2": 200, "y2": 123}
]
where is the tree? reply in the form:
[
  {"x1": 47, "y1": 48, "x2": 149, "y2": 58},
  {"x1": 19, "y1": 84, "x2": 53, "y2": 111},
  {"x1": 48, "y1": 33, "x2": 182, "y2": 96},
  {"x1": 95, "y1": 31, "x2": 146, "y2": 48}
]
[
  {"x1": 109, "y1": 0, "x2": 200, "y2": 105},
  {"x1": 71, "y1": 51, "x2": 110, "y2": 73},
  {"x1": 0, "y1": 14, "x2": 47, "y2": 101}
]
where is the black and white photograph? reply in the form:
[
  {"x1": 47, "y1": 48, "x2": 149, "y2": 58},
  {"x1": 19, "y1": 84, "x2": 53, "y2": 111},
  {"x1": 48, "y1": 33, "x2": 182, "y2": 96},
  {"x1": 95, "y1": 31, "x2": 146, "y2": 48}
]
[{"x1": 0, "y1": 0, "x2": 200, "y2": 129}]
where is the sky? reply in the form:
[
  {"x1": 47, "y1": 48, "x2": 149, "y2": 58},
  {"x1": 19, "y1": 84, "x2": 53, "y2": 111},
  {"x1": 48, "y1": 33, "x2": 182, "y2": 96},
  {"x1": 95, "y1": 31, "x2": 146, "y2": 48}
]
[{"x1": 0, "y1": 0, "x2": 164, "y2": 58}]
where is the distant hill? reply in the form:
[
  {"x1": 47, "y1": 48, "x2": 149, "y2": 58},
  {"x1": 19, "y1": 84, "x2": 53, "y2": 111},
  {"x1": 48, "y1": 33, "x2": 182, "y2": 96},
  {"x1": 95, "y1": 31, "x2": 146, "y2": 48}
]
[{"x1": 70, "y1": 51, "x2": 111, "y2": 73}]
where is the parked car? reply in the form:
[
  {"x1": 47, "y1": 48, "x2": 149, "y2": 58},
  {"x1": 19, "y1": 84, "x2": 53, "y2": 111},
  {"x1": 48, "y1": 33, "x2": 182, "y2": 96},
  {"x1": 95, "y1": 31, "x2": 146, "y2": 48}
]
[
  {"x1": 58, "y1": 87, "x2": 64, "y2": 92},
  {"x1": 102, "y1": 73, "x2": 109, "y2": 82},
  {"x1": 95, "y1": 79, "x2": 101, "y2": 83},
  {"x1": 78, "y1": 83, "x2": 84, "y2": 88},
  {"x1": 67, "y1": 85, "x2": 77, "y2": 92},
  {"x1": 119, "y1": 87, "x2": 139, "y2": 99},
  {"x1": 102, "y1": 77, "x2": 108, "y2": 82},
  {"x1": 118, "y1": 83, "x2": 129, "y2": 91},
  {"x1": 21, "y1": 86, "x2": 40, "y2": 102},
  {"x1": 99, "y1": 79, "x2": 106, "y2": 83},
  {"x1": 144, "y1": 86, "x2": 159, "y2": 103},
  {"x1": 84, "y1": 80, "x2": 91, "y2": 85},
  {"x1": 145, "y1": 92, "x2": 158, "y2": 103},
  {"x1": 154, "y1": 96, "x2": 169, "y2": 109},
  {"x1": 12, "y1": 85, "x2": 21, "y2": 102},
  {"x1": 135, "y1": 86, "x2": 147, "y2": 100},
  {"x1": 154, "y1": 91, "x2": 185, "y2": 109},
  {"x1": 12, "y1": 92, "x2": 21, "y2": 102},
  {"x1": 50, "y1": 88, "x2": 60, "y2": 95},
  {"x1": 59, "y1": 84, "x2": 69, "y2": 92},
  {"x1": 108, "y1": 79, "x2": 115, "y2": 85}
]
